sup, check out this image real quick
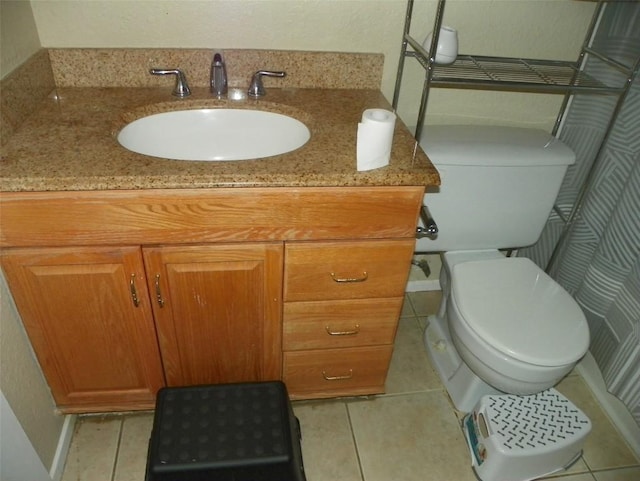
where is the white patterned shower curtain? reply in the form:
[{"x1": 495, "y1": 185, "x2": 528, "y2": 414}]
[{"x1": 521, "y1": 2, "x2": 640, "y2": 426}]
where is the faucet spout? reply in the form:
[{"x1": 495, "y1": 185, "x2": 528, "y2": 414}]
[{"x1": 210, "y1": 53, "x2": 228, "y2": 97}]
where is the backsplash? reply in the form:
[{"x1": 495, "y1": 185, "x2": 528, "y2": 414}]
[
  {"x1": 48, "y1": 48, "x2": 383, "y2": 90},
  {"x1": 1, "y1": 48, "x2": 383, "y2": 147}
]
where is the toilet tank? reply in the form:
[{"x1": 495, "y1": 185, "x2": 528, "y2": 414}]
[{"x1": 416, "y1": 126, "x2": 575, "y2": 252}]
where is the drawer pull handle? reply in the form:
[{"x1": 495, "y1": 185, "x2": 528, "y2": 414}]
[
  {"x1": 330, "y1": 271, "x2": 368, "y2": 283},
  {"x1": 129, "y1": 274, "x2": 140, "y2": 307},
  {"x1": 325, "y1": 325, "x2": 360, "y2": 336},
  {"x1": 322, "y1": 369, "x2": 353, "y2": 381}
]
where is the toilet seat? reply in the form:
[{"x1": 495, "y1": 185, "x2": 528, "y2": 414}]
[{"x1": 450, "y1": 257, "x2": 589, "y2": 367}]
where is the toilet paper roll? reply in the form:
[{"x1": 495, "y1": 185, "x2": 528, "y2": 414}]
[{"x1": 357, "y1": 108, "x2": 396, "y2": 171}]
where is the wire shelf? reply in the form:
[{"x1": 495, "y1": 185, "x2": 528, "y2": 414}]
[{"x1": 426, "y1": 54, "x2": 624, "y2": 93}]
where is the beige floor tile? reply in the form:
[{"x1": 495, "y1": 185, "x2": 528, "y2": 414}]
[
  {"x1": 293, "y1": 400, "x2": 362, "y2": 481},
  {"x1": 61, "y1": 415, "x2": 121, "y2": 481},
  {"x1": 385, "y1": 317, "x2": 443, "y2": 395},
  {"x1": 592, "y1": 466, "x2": 640, "y2": 481},
  {"x1": 555, "y1": 377, "x2": 639, "y2": 470},
  {"x1": 407, "y1": 291, "x2": 442, "y2": 317},
  {"x1": 348, "y1": 391, "x2": 476, "y2": 481},
  {"x1": 113, "y1": 412, "x2": 154, "y2": 481}
]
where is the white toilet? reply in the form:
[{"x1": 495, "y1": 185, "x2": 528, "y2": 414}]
[{"x1": 418, "y1": 125, "x2": 590, "y2": 412}]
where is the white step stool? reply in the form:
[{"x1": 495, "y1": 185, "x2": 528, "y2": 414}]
[{"x1": 463, "y1": 388, "x2": 591, "y2": 481}]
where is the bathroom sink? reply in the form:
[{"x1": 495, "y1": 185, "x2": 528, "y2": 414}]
[{"x1": 117, "y1": 109, "x2": 310, "y2": 161}]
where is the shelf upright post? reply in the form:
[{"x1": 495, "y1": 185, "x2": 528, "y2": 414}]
[
  {"x1": 392, "y1": 0, "x2": 415, "y2": 111},
  {"x1": 551, "y1": 0, "x2": 607, "y2": 137},
  {"x1": 414, "y1": 0, "x2": 448, "y2": 140}
]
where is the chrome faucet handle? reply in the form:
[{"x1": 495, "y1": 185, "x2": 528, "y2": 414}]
[
  {"x1": 248, "y1": 70, "x2": 286, "y2": 97},
  {"x1": 150, "y1": 68, "x2": 191, "y2": 98}
]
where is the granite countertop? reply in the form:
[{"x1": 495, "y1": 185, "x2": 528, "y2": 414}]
[{"x1": 0, "y1": 86, "x2": 439, "y2": 192}]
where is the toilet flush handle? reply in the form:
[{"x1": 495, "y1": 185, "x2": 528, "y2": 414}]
[{"x1": 416, "y1": 206, "x2": 439, "y2": 238}]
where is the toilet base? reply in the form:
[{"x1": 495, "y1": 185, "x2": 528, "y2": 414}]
[{"x1": 424, "y1": 314, "x2": 501, "y2": 412}]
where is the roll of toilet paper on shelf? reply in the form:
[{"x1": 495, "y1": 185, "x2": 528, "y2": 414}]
[{"x1": 357, "y1": 108, "x2": 396, "y2": 171}]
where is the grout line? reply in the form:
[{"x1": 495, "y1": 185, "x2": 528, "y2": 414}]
[
  {"x1": 405, "y1": 293, "x2": 417, "y2": 318},
  {"x1": 590, "y1": 466, "x2": 640, "y2": 476},
  {"x1": 111, "y1": 416, "x2": 125, "y2": 481},
  {"x1": 344, "y1": 402, "x2": 366, "y2": 481},
  {"x1": 377, "y1": 387, "x2": 446, "y2": 399}
]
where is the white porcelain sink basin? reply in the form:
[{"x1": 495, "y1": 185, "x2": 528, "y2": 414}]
[{"x1": 117, "y1": 108, "x2": 310, "y2": 161}]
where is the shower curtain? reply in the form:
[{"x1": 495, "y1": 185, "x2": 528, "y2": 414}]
[{"x1": 521, "y1": 3, "x2": 640, "y2": 426}]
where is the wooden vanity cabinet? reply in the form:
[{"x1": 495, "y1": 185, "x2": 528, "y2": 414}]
[
  {"x1": 0, "y1": 186, "x2": 424, "y2": 411},
  {"x1": 0, "y1": 246, "x2": 165, "y2": 412}
]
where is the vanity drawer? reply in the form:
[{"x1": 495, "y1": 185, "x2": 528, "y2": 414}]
[
  {"x1": 283, "y1": 346, "x2": 393, "y2": 399},
  {"x1": 284, "y1": 239, "x2": 415, "y2": 301},
  {"x1": 283, "y1": 297, "x2": 401, "y2": 350}
]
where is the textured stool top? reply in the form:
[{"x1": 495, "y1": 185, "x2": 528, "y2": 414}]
[
  {"x1": 481, "y1": 388, "x2": 591, "y2": 453},
  {"x1": 151, "y1": 382, "x2": 291, "y2": 467}
]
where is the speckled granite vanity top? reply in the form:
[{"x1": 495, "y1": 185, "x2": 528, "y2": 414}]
[
  {"x1": 1, "y1": 48, "x2": 439, "y2": 192},
  {"x1": 0, "y1": 87, "x2": 439, "y2": 192}
]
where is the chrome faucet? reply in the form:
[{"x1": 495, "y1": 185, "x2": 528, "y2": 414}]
[
  {"x1": 149, "y1": 68, "x2": 191, "y2": 98},
  {"x1": 210, "y1": 53, "x2": 228, "y2": 97},
  {"x1": 248, "y1": 70, "x2": 286, "y2": 97}
]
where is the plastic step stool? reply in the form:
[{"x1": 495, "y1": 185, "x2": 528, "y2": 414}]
[{"x1": 146, "y1": 381, "x2": 306, "y2": 481}]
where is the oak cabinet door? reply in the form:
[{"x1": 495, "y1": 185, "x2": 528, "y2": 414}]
[
  {"x1": 1, "y1": 246, "x2": 165, "y2": 412},
  {"x1": 143, "y1": 243, "x2": 283, "y2": 386}
]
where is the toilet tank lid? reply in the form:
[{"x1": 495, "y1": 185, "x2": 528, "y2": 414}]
[{"x1": 420, "y1": 125, "x2": 576, "y2": 167}]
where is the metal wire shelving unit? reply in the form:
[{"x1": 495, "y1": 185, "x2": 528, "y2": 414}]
[
  {"x1": 393, "y1": 0, "x2": 639, "y2": 273},
  {"x1": 392, "y1": 0, "x2": 631, "y2": 140}
]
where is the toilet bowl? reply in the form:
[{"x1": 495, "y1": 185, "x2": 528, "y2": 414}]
[
  {"x1": 425, "y1": 251, "x2": 590, "y2": 411},
  {"x1": 447, "y1": 254, "x2": 589, "y2": 395}
]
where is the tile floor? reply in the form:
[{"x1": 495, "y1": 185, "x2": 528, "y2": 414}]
[{"x1": 61, "y1": 291, "x2": 640, "y2": 481}]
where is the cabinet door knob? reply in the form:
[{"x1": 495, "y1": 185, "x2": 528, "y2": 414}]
[
  {"x1": 129, "y1": 274, "x2": 140, "y2": 307},
  {"x1": 325, "y1": 325, "x2": 360, "y2": 336},
  {"x1": 330, "y1": 271, "x2": 368, "y2": 283},
  {"x1": 154, "y1": 274, "x2": 165, "y2": 308}
]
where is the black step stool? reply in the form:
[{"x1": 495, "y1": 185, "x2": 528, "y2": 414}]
[{"x1": 146, "y1": 381, "x2": 306, "y2": 481}]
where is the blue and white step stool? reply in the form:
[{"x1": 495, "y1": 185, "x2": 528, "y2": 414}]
[{"x1": 463, "y1": 388, "x2": 591, "y2": 481}]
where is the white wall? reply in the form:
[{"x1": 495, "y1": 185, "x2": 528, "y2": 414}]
[
  {"x1": 0, "y1": 0, "x2": 41, "y2": 77},
  {"x1": 0, "y1": 3, "x2": 66, "y2": 475},
  {"x1": 29, "y1": 0, "x2": 597, "y2": 130},
  {"x1": 0, "y1": 393, "x2": 52, "y2": 481},
  {"x1": 0, "y1": 271, "x2": 65, "y2": 475}
]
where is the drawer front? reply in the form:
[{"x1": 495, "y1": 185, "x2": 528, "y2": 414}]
[
  {"x1": 283, "y1": 346, "x2": 393, "y2": 398},
  {"x1": 283, "y1": 297, "x2": 402, "y2": 350},
  {"x1": 284, "y1": 239, "x2": 415, "y2": 301}
]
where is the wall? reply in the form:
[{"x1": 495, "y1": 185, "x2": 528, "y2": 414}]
[
  {"x1": 0, "y1": 0, "x2": 41, "y2": 78},
  {"x1": 0, "y1": 272, "x2": 65, "y2": 474},
  {"x1": 29, "y1": 0, "x2": 596, "y2": 130},
  {"x1": 0, "y1": 1, "x2": 66, "y2": 476}
]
